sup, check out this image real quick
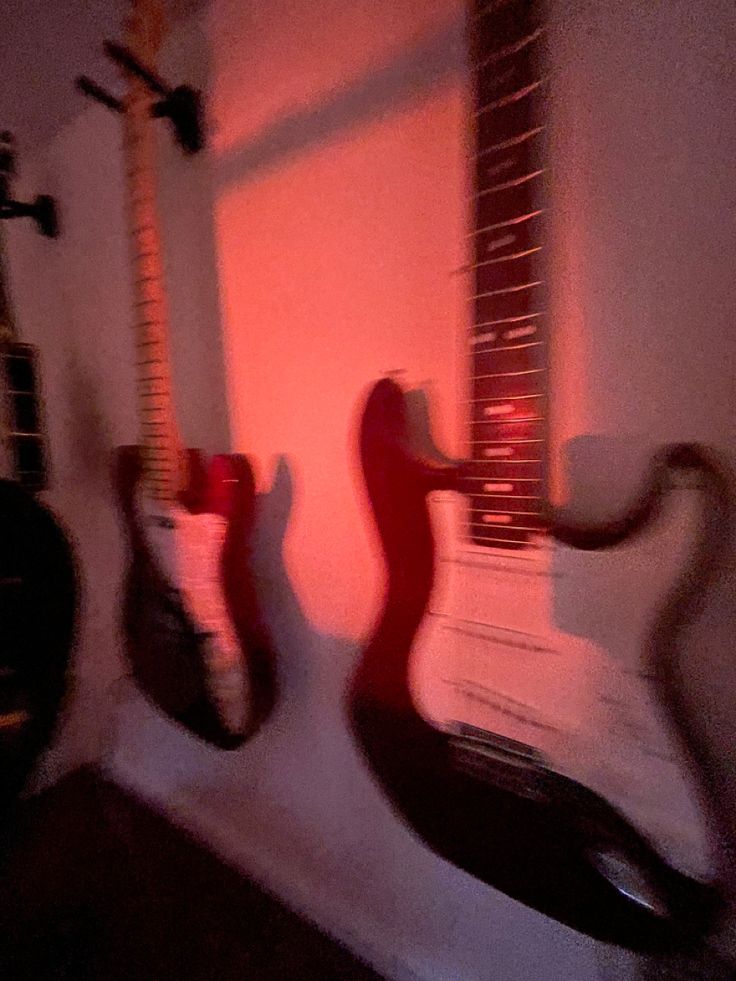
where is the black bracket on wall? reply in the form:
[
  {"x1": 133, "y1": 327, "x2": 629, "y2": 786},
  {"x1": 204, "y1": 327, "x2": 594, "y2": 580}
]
[
  {"x1": 0, "y1": 133, "x2": 59, "y2": 239},
  {"x1": 76, "y1": 40, "x2": 204, "y2": 155}
]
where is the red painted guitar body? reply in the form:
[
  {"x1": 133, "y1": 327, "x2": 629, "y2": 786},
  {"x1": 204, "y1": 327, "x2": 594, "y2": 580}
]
[{"x1": 115, "y1": 445, "x2": 276, "y2": 749}]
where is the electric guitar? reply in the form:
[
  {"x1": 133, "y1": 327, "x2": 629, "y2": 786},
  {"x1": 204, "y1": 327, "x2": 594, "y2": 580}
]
[
  {"x1": 113, "y1": 0, "x2": 275, "y2": 748},
  {"x1": 0, "y1": 178, "x2": 77, "y2": 804},
  {"x1": 349, "y1": 0, "x2": 733, "y2": 950}
]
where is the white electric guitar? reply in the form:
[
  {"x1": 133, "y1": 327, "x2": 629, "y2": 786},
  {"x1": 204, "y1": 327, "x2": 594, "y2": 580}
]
[{"x1": 403, "y1": 0, "x2": 712, "y2": 879}]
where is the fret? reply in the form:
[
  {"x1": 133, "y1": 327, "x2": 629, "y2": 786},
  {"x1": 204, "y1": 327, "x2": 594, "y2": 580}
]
[
  {"x1": 473, "y1": 314, "x2": 542, "y2": 332},
  {"x1": 475, "y1": 126, "x2": 543, "y2": 160},
  {"x1": 474, "y1": 28, "x2": 543, "y2": 70},
  {"x1": 472, "y1": 436, "x2": 543, "y2": 445},
  {"x1": 470, "y1": 530, "x2": 540, "y2": 551},
  {"x1": 472, "y1": 366, "x2": 543, "y2": 380},
  {"x1": 477, "y1": 169, "x2": 544, "y2": 197},
  {"x1": 473, "y1": 493, "x2": 541, "y2": 500},
  {"x1": 470, "y1": 391, "x2": 542, "y2": 401},
  {"x1": 473, "y1": 215, "x2": 543, "y2": 262},
  {"x1": 471, "y1": 522, "x2": 541, "y2": 533},
  {"x1": 475, "y1": 409, "x2": 541, "y2": 422},
  {"x1": 473, "y1": 339, "x2": 543, "y2": 354},
  {"x1": 477, "y1": 84, "x2": 542, "y2": 151},
  {"x1": 473, "y1": 279, "x2": 542, "y2": 300},
  {"x1": 471, "y1": 507, "x2": 541, "y2": 517},
  {"x1": 471, "y1": 536, "x2": 535, "y2": 550},
  {"x1": 464, "y1": 474, "x2": 541, "y2": 483},
  {"x1": 479, "y1": 455, "x2": 540, "y2": 464},
  {"x1": 475, "y1": 286, "x2": 541, "y2": 323},
  {"x1": 476, "y1": 177, "x2": 541, "y2": 230},
  {"x1": 476, "y1": 55, "x2": 542, "y2": 115},
  {"x1": 472, "y1": 209, "x2": 542, "y2": 237},
  {"x1": 477, "y1": 149, "x2": 542, "y2": 199},
  {"x1": 476, "y1": 80, "x2": 543, "y2": 117},
  {"x1": 470, "y1": 248, "x2": 541, "y2": 273}
]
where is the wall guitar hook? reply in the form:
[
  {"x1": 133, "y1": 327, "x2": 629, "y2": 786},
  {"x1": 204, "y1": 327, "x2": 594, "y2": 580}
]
[
  {"x1": 76, "y1": 40, "x2": 204, "y2": 155},
  {"x1": 0, "y1": 133, "x2": 59, "y2": 239}
]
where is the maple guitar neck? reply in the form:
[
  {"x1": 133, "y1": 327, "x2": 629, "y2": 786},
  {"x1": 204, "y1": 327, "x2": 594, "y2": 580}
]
[
  {"x1": 468, "y1": 0, "x2": 547, "y2": 549},
  {"x1": 124, "y1": 60, "x2": 180, "y2": 504}
]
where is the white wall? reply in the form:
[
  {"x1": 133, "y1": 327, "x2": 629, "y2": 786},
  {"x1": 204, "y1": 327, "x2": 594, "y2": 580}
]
[{"x1": 4, "y1": 0, "x2": 735, "y2": 979}]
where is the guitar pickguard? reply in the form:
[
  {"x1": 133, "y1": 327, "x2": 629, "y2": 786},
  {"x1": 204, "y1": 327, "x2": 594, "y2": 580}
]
[
  {"x1": 411, "y1": 490, "x2": 712, "y2": 881},
  {"x1": 137, "y1": 492, "x2": 247, "y2": 735}
]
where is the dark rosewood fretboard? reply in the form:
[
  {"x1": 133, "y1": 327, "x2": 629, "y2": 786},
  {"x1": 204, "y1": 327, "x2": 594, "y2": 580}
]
[
  {"x1": 0, "y1": 237, "x2": 48, "y2": 491},
  {"x1": 468, "y1": 0, "x2": 547, "y2": 549}
]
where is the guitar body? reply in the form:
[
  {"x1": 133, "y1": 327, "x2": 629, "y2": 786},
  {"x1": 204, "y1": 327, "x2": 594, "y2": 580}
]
[
  {"x1": 349, "y1": 378, "x2": 719, "y2": 950},
  {"x1": 115, "y1": 445, "x2": 275, "y2": 749},
  {"x1": 0, "y1": 480, "x2": 77, "y2": 805}
]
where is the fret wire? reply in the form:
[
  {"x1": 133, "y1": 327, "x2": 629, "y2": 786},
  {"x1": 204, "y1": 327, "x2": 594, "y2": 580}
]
[
  {"x1": 471, "y1": 415, "x2": 543, "y2": 424},
  {"x1": 461, "y1": 470, "x2": 541, "y2": 478},
  {"x1": 473, "y1": 280, "x2": 542, "y2": 300},
  {"x1": 472, "y1": 367, "x2": 544, "y2": 379},
  {"x1": 471, "y1": 210, "x2": 543, "y2": 237},
  {"x1": 470, "y1": 508, "x2": 540, "y2": 516},
  {"x1": 472, "y1": 340, "x2": 544, "y2": 353},
  {"x1": 476, "y1": 170, "x2": 544, "y2": 198},
  {"x1": 471, "y1": 438, "x2": 543, "y2": 445},
  {"x1": 471, "y1": 523, "x2": 541, "y2": 533},
  {"x1": 472, "y1": 28, "x2": 543, "y2": 69},
  {"x1": 468, "y1": 246, "x2": 542, "y2": 270},
  {"x1": 469, "y1": 535, "x2": 537, "y2": 546},
  {"x1": 476, "y1": 81, "x2": 543, "y2": 117},
  {"x1": 473, "y1": 494, "x2": 542, "y2": 500},
  {"x1": 473, "y1": 126, "x2": 544, "y2": 159},
  {"x1": 473, "y1": 312, "x2": 543, "y2": 328},
  {"x1": 468, "y1": 393, "x2": 542, "y2": 403}
]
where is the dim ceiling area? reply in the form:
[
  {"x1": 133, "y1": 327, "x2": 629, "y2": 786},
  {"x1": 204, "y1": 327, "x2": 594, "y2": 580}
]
[{"x1": 1, "y1": 0, "x2": 207, "y2": 154}]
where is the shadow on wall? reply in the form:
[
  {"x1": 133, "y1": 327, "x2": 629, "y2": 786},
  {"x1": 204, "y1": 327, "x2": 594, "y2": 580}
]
[{"x1": 214, "y1": 15, "x2": 466, "y2": 191}]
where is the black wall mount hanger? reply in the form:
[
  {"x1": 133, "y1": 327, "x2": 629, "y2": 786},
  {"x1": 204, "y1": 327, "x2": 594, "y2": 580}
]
[
  {"x1": 0, "y1": 133, "x2": 59, "y2": 239},
  {"x1": 76, "y1": 40, "x2": 204, "y2": 155}
]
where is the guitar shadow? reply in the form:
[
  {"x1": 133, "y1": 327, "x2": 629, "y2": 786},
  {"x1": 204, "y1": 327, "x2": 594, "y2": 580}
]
[{"x1": 247, "y1": 455, "x2": 354, "y2": 717}]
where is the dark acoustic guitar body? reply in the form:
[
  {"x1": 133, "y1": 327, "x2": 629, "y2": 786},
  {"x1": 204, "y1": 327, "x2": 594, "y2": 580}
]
[
  {"x1": 348, "y1": 378, "x2": 721, "y2": 953},
  {"x1": 0, "y1": 480, "x2": 77, "y2": 806},
  {"x1": 115, "y1": 445, "x2": 276, "y2": 750}
]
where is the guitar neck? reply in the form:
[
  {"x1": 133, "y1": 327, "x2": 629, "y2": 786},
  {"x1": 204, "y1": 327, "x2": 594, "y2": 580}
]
[
  {"x1": 124, "y1": 71, "x2": 180, "y2": 504},
  {"x1": 467, "y1": 0, "x2": 548, "y2": 550},
  {"x1": 0, "y1": 234, "x2": 48, "y2": 491}
]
